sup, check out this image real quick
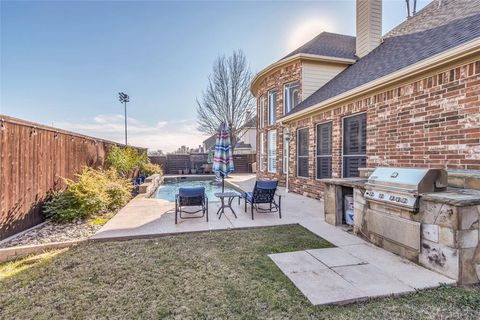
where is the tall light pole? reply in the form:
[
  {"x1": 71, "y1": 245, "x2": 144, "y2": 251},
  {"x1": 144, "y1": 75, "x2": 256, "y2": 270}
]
[{"x1": 118, "y1": 92, "x2": 130, "y2": 145}]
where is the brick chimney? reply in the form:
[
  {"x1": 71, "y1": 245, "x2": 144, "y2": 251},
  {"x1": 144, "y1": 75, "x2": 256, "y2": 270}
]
[{"x1": 356, "y1": 0, "x2": 382, "y2": 58}]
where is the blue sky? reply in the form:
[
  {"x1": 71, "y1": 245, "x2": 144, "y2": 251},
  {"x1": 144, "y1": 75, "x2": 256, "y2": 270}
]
[{"x1": 1, "y1": 0, "x2": 429, "y2": 151}]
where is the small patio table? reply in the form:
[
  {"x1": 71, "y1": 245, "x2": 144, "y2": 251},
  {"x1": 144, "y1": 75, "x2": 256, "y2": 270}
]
[{"x1": 214, "y1": 191, "x2": 241, "y2": 219}]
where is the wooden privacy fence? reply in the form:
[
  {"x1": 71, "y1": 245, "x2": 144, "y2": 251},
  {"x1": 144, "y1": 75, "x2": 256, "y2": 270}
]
[
  {"x1": 0, "y1": 115, "x2": 145, "y2": 241},
  {"x1": 149, "y1": 153, "x2": 255, "y2": 174}
]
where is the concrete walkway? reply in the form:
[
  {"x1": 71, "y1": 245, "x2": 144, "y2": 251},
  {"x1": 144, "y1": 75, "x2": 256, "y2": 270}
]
[{"x1": 93, "y1": 174, "x2": 456, "y2": 305}]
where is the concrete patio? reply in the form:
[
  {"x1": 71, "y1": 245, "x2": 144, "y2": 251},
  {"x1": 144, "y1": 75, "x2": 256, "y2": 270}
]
[
  {"x1": 93, "y1": 174, "x2": 456, "y2": 305},
  {"x1": 93, "y1": 174, "x2": 322, "y2": 239}
]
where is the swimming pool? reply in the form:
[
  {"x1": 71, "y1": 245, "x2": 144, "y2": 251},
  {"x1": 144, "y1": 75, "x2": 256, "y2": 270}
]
[{"x1": 152, "y1": 178, "x2": 238, "y2": 202}]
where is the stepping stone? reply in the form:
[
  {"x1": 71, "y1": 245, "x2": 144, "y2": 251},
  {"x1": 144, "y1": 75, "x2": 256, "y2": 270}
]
[
  {"x1": 307, "y1": 248, "x2": 366, "y2": 267},
  {"x1": 270, "y1": 251, "x2": 365, "y2": 305},
  {"x1": 341, "y1": 243, "x2": 457, "y2": 288},
  {"x1": 285, "y1": 268, "x2": 365, "y2": 305},
  {"x1": 332, "y1": 264, "x2": 415, "y2": 297},
  {"x1": 269, "y1": 251, "x2": 328, "y2": 274}
]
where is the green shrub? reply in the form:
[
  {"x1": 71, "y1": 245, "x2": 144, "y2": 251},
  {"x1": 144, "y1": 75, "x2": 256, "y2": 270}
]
[
  {"x1": 66, "y1": 167, "x2": 109, "y2": 216},
  {"x1": 104, "y1": 180, "x2": 132, "y2": 211},
  {"x1": 106, "y1": 146, "x2": 149, "y2": 178},
  {"x1": 43, "y1": 191, "x2": 85, "y2": 222},
  {"x1": 140, "y1": 162, "x2": 163, "y2": 176},
  {"x1": 43, "y1": 167, "x2": 132, "y2": 222}
]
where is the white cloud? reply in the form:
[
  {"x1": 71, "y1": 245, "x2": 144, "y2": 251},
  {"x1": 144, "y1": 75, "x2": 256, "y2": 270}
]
[
  {"x1": 287, "y1": 18, "x2": 337, "y2": 52},
  {"x1": 56, "y1": 114, "x2": 208, "y2": 152}
]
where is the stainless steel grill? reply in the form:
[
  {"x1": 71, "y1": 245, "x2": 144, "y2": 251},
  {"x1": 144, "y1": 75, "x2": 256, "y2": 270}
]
[{"x1": 364, "y1": 167, "x2": 448, "y2": 211}]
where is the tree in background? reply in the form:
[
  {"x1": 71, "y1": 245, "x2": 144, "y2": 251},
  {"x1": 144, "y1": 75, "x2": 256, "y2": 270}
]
[{"x1": 196, "y1": 50, "x2": 256, "y2": 150}]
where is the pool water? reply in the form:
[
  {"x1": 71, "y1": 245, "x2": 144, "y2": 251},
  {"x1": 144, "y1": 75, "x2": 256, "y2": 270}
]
[{"x1": 153, "y1": 179, "x2": 238, "y2": 202}]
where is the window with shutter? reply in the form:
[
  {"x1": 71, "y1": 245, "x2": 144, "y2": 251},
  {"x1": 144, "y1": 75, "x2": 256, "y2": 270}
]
[
  {"x1": 259, "y1": 132, "x2": 265, "y2": 172},
  {"x1": 283, "y1": 127, "x2": 289, "y2": 174},
  {"x1": 316, "y1": 122, "x2": 332, "y2": 179},
  {"x1": 259, "y1": 96, "x2": 265, "y2": 129},
  {"x1": 267, "y1": 130, "x2": 277, "y2": 173},
  {"x1": 343, "y1": 113, "x2": 367, "y2": 178},
  {"x1": 268, "y1": 90, "x2": 277, "y2": 126},
  {"x1": 297, "y1": 128, "x2": 309, "y2": 178}
]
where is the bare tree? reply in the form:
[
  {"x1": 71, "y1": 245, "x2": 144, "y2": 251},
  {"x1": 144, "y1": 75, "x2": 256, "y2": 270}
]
[{"x1": 196, "y1": 50, "x2": 255, "y2": 150}]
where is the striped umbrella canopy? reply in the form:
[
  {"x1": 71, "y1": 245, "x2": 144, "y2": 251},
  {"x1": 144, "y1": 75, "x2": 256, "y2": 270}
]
[{"x1": 213, "y1": 123, "x2": 234, "y2": 191}]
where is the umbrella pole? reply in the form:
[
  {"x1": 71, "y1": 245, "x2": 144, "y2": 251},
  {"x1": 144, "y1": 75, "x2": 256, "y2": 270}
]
[{"x1": 222, "y1": 174, "x2": 225, "y2": 192}]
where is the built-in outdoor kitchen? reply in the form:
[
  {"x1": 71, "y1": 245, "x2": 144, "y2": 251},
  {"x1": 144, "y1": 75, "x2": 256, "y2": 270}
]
[{"x1": 321, "y1": 168, "x2": 480, "y2": 284}]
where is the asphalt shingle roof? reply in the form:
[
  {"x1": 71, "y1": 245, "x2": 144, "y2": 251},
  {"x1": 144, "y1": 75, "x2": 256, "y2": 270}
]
[
  {"x1": 281, "y1": 32, "x2": 357, "y2": 61},
  {"x1": 287, "y1": 0, "x2": 480, "y2": 117}
]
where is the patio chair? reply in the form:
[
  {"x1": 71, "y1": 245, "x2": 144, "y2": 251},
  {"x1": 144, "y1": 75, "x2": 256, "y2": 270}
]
[
  {"x1": 175, "y1": 187, "x2": 208, "y2": 224},
  {"x1": 242, "y1": 180, "x2": 281, "y2": 220}
]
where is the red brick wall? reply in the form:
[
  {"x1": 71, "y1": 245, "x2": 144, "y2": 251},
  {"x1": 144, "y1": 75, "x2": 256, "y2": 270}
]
[
  {"x1": 255, "y1": 59, "x2": 480, "y2": 199},
  {"x1": 255, "y1": 61, "x2": 302, "y2": 185},
  {"x1": 368, "y1": 61, "x2": 480, "y2": 170}
]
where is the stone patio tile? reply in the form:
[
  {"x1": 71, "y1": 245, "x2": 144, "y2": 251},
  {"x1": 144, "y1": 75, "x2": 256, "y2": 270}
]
[
  {"x1": 307, "y1": 248, "x2": 366, "y2": 267},
  {"x1": 332, "y1": 264, "x2": 415, "y2": 297},
  {"x1": 299, "y1": 221, "x2": 367, "y2": 247},
  {"x1": 269, "y1": 251, "x2": 328, "y2": 274},
  {"x1": 286, "y1": 268, "x2": 366, "y2": 305},
  {"x1": 341, "y1": 243, "x2": 457, "y2": 288}
]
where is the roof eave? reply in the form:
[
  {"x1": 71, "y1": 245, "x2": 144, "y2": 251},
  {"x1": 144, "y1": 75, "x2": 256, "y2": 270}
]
[
  {"x1": 280, "y1": 38, "x2": 480, "y2": 123},
  {"x1": 250, "y1": 53, "x2": 356, "y2": 95}
]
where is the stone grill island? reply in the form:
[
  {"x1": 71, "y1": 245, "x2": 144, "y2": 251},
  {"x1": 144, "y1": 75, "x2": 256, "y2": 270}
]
[{"x1": 321, "y1": 168, "x2": 480, "y2": 284}]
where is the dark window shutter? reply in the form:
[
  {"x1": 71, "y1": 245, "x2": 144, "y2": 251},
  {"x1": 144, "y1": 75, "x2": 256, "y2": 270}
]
[
  {"x1": 298, "y1": 158, "x2": 309, "y2": 177},
  {"x1": 297, "y1": 128, "x2": 309, "y2": 177},
  {"x1": 343, "y1": 114, "x2": 367, "y2": 178},
  {"x1": 343, "y1": 157, "x2": 366, "y2": 178},
  {"x1": 316, "y1": 157, "x2": 332, "y2": 179},
  {"x1": 316, "y1": 123, "x2": 332, "y2": 179},
  {"x1": 298, "y1": 128, "x2": 309, "y2": 156},
  {"x1": 344, "y1": 114, "x2": 366, "y2": 155}
]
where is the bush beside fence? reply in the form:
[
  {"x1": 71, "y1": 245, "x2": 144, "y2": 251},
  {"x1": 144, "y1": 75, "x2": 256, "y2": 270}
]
[{"x1": 0, "y1": 115, "x2": 146, "y2": 240}]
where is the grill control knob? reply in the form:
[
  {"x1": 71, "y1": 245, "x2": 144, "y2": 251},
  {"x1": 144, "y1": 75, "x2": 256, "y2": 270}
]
[
  {"x1": 401, "y1": 198, "x2": 408, "y2": 204},
  {"x1": 379, "y1": 193, "x2": 384, "y2": 199},
  {"x1": 395, "y1": 197, "x2": 401, "y2": 202},
  {"x1": 389, "y1": 195, "x2": 395, "y2": 201}
]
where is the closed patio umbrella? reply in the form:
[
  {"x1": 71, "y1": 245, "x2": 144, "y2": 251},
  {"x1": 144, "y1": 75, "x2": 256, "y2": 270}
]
[{"x1": 213, "y1": 122, "x2": 234, "y2": 192}]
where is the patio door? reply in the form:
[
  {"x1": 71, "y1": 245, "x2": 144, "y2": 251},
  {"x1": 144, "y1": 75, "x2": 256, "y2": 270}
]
[{"x1": 343, "y1": 113, "x2": 366, "y2": 178}]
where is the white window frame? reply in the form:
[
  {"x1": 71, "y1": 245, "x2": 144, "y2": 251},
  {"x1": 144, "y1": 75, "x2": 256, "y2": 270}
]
[
  {"x1": 268, "y1": 90, "x2": 276, "y2": 126},
  {"x1": 283, "y1": 127, "x2": 289, "y2": 174},
  {"x1": 259, "y1": 132, "x2": 265, "y2": 172},
  {"x1": 283, "y1": 81, "x2": 299, "y2": 114},
  {"x1": 297, "y1": 127, "x2": 309, "y2": 178},
  {"x1": 267, "y1": 130, "x2": 277, "y2": 173},
  {"x1": 259, "y1": 95, "x2": 265, "y2": 129}
]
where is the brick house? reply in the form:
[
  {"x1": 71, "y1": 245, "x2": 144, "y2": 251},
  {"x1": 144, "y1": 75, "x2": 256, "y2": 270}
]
[{"x1": 252, "y1": 0, "x2": 480, "y2": 199}]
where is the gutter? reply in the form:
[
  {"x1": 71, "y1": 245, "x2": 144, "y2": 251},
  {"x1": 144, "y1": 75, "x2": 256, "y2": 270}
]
[
  {"x1": 279, "y1": 37, "x2": 480, "y2": 123},
  {"x1": 250, "y1": 53, "x2": 356, "y2": 95}
]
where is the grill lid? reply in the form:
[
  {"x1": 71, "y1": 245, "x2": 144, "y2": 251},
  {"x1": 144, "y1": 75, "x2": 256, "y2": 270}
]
[
  {"x1": 367, "y1": 167, "x2": 447, "y2": 193},
  {"x1": 365, "y1": 167, "x2": 448, "y2": 211}
]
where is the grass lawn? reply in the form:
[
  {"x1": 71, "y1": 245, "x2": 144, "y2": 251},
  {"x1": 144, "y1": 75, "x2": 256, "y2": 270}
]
[{"x1": 1, "y1": 225, "x2": 479, "y2": 319}]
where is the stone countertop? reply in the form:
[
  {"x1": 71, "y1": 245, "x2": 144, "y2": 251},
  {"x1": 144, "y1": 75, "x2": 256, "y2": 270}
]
[
  {"x1": 421, "y1": 188, "x2": 480, "y2": 206},
  {"x1": 318, "y1": 178, "x2": 367, "y2": 189}
]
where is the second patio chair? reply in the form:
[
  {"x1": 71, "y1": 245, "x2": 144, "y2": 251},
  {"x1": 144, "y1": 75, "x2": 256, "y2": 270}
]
[
  {"x1": 242, "y1": 180, "x2": 281, "y2": 220},
  {"x1": 175, "y1": 187, "x2": 208, "y2": 224}
]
